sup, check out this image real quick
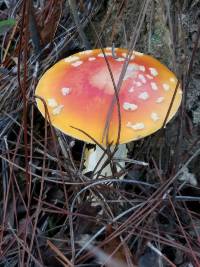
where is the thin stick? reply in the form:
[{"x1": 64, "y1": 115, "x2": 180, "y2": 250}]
[{"x1": 68, "y1": 0, "x2": 91, "y2": 49}]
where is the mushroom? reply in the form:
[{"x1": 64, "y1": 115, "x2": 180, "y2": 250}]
[{"x1": 35, "y1": 48, "x2": 182, "y2": 177}]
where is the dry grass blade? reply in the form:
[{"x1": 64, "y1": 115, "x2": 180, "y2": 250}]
[{"x1": 47, "y1": 240, "x2": 74, "y2": 267}]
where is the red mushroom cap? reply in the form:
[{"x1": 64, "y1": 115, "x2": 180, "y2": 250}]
[{"x1": 35, "y1": 48, "x2": 182, "y2": 145}]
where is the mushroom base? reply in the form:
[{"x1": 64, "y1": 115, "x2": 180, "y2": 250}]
[{"x1": 83, "y1": 144, "x2": 128, "y2": 178}]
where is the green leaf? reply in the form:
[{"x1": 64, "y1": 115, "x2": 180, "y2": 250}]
[{"x1": 0, "y1": 19, "x2": 16, "y2": 35}]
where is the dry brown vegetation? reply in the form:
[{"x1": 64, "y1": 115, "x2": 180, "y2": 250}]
[{"x1": 0, "y1": 0, "x2": 200, "y2": 266}]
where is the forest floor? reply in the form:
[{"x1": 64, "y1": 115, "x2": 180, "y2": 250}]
[{"x1": 0, "y1": 0, "x2": 200, "y2": 266}]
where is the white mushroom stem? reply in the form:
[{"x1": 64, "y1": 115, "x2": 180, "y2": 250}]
[{"x1": 83, "y1": 144, "x2": 128, "y2": 178}]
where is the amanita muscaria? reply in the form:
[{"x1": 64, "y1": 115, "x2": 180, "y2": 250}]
[{"x1": 35, "y1": 48, "x2": 182, "y2": 176}]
